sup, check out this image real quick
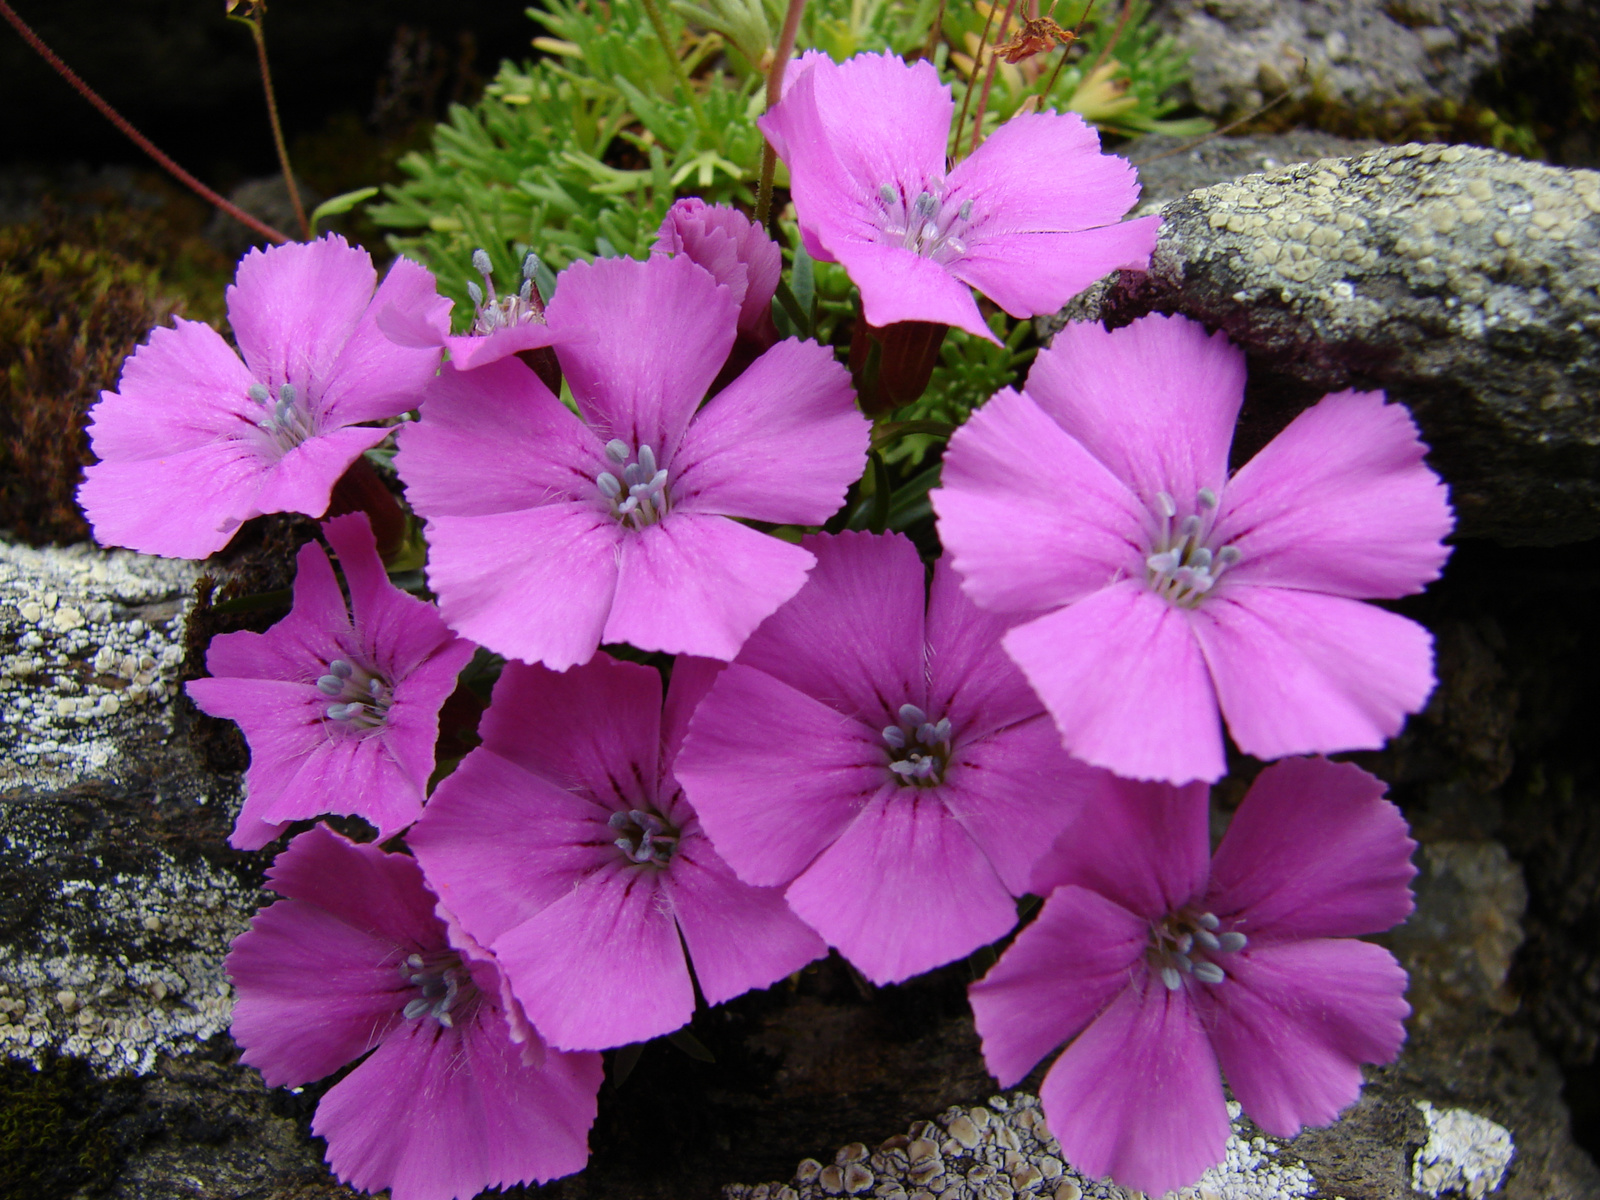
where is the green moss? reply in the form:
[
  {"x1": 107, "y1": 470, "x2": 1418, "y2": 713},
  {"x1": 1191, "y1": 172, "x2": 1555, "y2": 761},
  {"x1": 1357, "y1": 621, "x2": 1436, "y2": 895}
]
[{"x1": 0, "y1": 1054, "x2": 141, "y2": 1196}]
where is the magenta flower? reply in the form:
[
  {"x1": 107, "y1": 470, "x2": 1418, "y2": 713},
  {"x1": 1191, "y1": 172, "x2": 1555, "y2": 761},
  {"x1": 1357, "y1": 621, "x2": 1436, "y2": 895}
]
[
  {"x1": 652, "y1": 197, "x2": 781, "y2": 350},
  {"x1": 395, "y1": 252, "x2": 869, "y2": 669},
  {"x1": 378, "y1": 248, "x2": 561, "y2": 376},
  {"x1": 79, "y1": 235, "x2": 449, "y2": 559},
  {"x1": 969, "y1": 756, "x2": 1416, "y2": 1196},
  {"x1": 405, "y1": 652, "x2": 827, "y2": 1050},
  {"x1": 758, "y1": 51, "x2": 1159, "y2": 342},
  {"x1": 934, "y1": 313, "x2": 1454, "y2": 784},
  {"x1": 186, "y1": 512, "x2": 475, "y2": 851},
  {"x1": 675, "y1": 531, "x2": 1116, "y2": 986},
  {"x1": 229, "y1": 823, "x2": 602, "y2": 1200}
]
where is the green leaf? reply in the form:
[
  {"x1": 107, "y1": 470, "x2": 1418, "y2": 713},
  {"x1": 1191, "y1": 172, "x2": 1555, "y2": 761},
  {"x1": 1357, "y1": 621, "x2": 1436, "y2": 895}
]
[{"x1": 310, "y1": 187, "x2": 380, "y2": 229}]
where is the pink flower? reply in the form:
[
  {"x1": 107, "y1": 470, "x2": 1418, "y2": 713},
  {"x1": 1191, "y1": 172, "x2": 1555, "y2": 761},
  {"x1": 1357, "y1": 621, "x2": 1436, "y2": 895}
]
[
  {"x1": 186, "y1": 512, "x2": 475, "y2": 850},
  {"x1": 969, "y1": 756, "x2": 1416, "y2": 1196},
  {"x1": 934, "y1": 313, "x2": 1454, "y2": 784},
  {"x1": 394, "y1": 252, "x2": 869, "y2": 669},
  {"x1": 652, "y1": 197, "x2": 782, "y2": 350},
  {"x1": 227, "y1": 823, "x2": 602, "y2": 1200},
  {"x1": 378, "y1": 249, "x2": 562, "y2": 377},
  {"x1": 675, "y1": 531, "x2": 1117, "y2": 986},
  {"x1": 79, "y1": 235, "x2": 449, "y2": 559},
  {"x1": 758, "y1": 51, "x2": 1159, "y2": 342},
  {"x1": 405, "y1": 652, "x2": 827, "y2": 1051}
]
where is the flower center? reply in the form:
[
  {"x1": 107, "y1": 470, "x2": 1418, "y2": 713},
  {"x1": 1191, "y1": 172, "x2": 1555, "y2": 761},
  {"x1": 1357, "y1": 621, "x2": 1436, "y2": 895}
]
[
  {"x1": 247, "y1": 381, "x2": 316, "y2": 455},
  {"x1": 399, "y1": 949, "x2": 472, "y2": 1027},
  {"x1": 609, "y1": 807, "x2": 679, "y2": 867},
  {"x1": 467, "y1": 248, "x2": 547, "y2": 335},
  {"x1": 316, "y1": 658, "x2": 394, "y2": 730},
  {"x1": 1144, "y1": 488, "x2": 1240, "y2": 608},
  {"x1": 597, "y1": 439, "x2": 670, "y2": 529},
  {"x1": 881, "y1": 703, "x2": 953, "y2": 787},
  {"x1": 1146, "y1": 907, "x2": 1248, "y2": 991},
  {"x1": 877, "y1": 184, "x2": 974, "y2": 265}
]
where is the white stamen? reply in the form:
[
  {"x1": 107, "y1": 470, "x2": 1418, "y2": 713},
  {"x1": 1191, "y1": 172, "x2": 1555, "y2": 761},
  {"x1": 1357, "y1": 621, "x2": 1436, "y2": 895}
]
[
  {"x1": 1193, "y1": 962, "x2": 1226, "y2": 984},
  {"x1": 1194, "y1": 928, "x2": 1222, "y2": 951},
  {"x1": 472, "y1": 248, "x2": 493, "y2": 278},
  {"x1": 1218, "y1": 931, "x2": 1247, "y2": 953},
  {"x1": 605, "y1": 439, "x2": 629, "y2": 463},
  {"x1": 899, "y1": 703, "x2": 927, "y2": 726},
  {"x1": 1197, "y1": 912, "x2": 1220, "y2": 930},
  {"x1": 882, "y1": 726, "x2": 906, "y2": 748},
  {"x1": 1161, "y1": 967, "x2": 1182, "y2": 991}
]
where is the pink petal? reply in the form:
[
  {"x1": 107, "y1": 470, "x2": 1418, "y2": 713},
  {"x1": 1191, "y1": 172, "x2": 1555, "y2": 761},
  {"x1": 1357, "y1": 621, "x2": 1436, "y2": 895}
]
[
  {"x1": 477, "y1": 656, "x2": 662, "y2": 802},
  {"x1": 661, "y1": 832, "x2": 827, "y2": 1005},
  {"x1": 1191, "y1": 586, "x2": 1436, "y2": 761},
  {"x1": 827, "y1": 239, "x2": 995, "y2": 339},
  {"x1": 675, "y1": 663, "x2": 889, "y2": 887},
  {"x1": 316, "y1": 256, "x2": 449, "y2": 426},
  {"x1": 1206, "y1": 756, "x2": 1416, "y2": 942},
  {"x1": 934, "y1": 386, "x2": 1146, "y2": 614},
  {"x1": 544, "y1": 254, "x2": 737, "y2": 456},
  {"x1": 946, "y1": 111, "x2": 1155, "y2": 316},
  {"x1": 420, "y1": 506, "x2": 621, "y2": 670},
  {"x1": 227, "y1": 235, "x2": 377, "y2": 392},
  {"x1": 407, "y1": 747, "x2": 618, "y2": 949},
  {"x1": 1214, "y1": 389, "x2": 1454, "y2": 599},
  {"x1": 968, "y1": 884, "x2": 1148, "y2": 1087},
  {"x1": 603, "y1": 514, "x2": 819, "y2": 661},
  {"x1": 227, "y1": 897, "x2": 404, "y2": 1087},
  {"x1": 1197, "y1": 938, "x2": 1410, "y2": 1139},
  {"x1": 492, "y1": 861, "x2": 696, "y2": 1050},
  {"x1": 313, "y1": 1004, "x2": 601, "y2": 1200},
  {"x1": 1003, "y1": 580, "x2": 1227, "y2": 784},
  {"x1": 661, "y1": 655, "x2": 727, "y2": 769},
  {"x1": 671, "y1": 338, "x2": 867, "y2": 524},
  {"x1": 1029, "y1": 772, "x2": 1211, "y2": 920},
  {"x1": 1025, "y1": 314, "x2": 1245, "y2": 507},
  {"x1": 923, "y1": 557, "x2": 1046, "y2": 742},
  {"x1": 445, "y1": 322, "x2": 561, "y2": 372},
  {"x1": 198, "y1": 539, "x2": 348, "y2": 681},
  {"x1": 731, "y1": 531, "x2": 928, "y2": 722},
  {"x1": 79, "y1": 444, "x2": 265, "y2": 558},
  {"x1": 251, "y1": 423, "x2": 391, "y2": 518},
  {"x1": 394, "y1": 357, "x2": 601, "y2": 520},
  {"x1": 1040, "y1": 974, "x2": 1230, "y2": 1196},
  {"x1": 784, "y1": 790, "x2": 1018, "y2": 985}
]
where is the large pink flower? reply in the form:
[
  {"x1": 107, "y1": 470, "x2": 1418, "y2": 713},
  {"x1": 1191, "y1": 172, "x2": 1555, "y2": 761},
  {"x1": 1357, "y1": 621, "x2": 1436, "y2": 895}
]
[
  {"x1": 759, "y1": 51, "x2": 1159, "y2": 341},
  {"x1": 934, "y1": 313, "x2": 1455, "y2": 783},
  {"x1": 675, "y1": 531, "x2": 1117, "y2": 986},
  {"x1": 969, "y1": 756, "x2": 1416, "y2": 1196},
  {"x1": 79, "y1": 235, "x2": 448, "y2": 559},
  {"x1": 395, "y1": 252, "x2": 869, "y2": 669},
  {"x1": 405, "y1": 652, "x2": 826, "y2": 1051},
  {"x1": 186, "y1": 512, "x2": 475, "y2": 850},
  {"x1": 228, "y1": 823, "x2": 602, "y2": 1200}
]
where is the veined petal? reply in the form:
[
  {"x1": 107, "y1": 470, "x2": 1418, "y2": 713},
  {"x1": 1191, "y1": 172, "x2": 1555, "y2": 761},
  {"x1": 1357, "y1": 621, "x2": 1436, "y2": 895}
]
[
  {"x1": 317, "y1": 256, "x2": 448, "y2": 426},
  {"x1": 251, "y1": 424, "x2": 391, "y2": 520},
  {"x1": 784, "y1": 790, "x2": 1018, "y2": 985},
  {"x1": 671, "y1": 338, "x2": 867, "y2": 525},
  {"x1": 828, "y1": 239, "x2": 994, "y2": 338},
  {"x1": 228, "y1": 235, "x2": 377, "y2": 393},
  {"x1": 1003, "y1": 580, "x2": 1227, "y2": 784},
  {"x1": 1191, "y1": 586, "x2": 1436, "y2": 761},
  {"x1": 1025, "y1": 314, "x2": 1245, "y2": 507},
  {"x1": 969, "y1": 884, "x2": 1147, "y2": 1087},
  {"x1": 79, "y1": 442, "x2": 266, "y2": 559},
  {"x1": 1198, "y1": 939, "x2": 1409, "y2": 1139},
  {"x1": 1040, "y1": 973, "x2": 1230, "y2": 1197},
  {"x1": 544, "y1": 254, "x2": 737, "y2": 457},
  {"x1": 952, "y1": 218, "x2": 1161, "y2": 321},
  {"x1": 1206, "y1": 756, "x2": 1416, "y2": 942},
  {"x1": 935, "y1": 386, "x2": 1146, "y2": 614},
  {"x1": 1214, "y1": 389, "x2": 1454, "y2": 599}
]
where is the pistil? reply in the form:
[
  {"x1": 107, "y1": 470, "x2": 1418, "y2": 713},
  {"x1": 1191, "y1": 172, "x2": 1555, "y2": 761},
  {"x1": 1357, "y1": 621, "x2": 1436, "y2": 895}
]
[{"x1": 609, "y1": 807, "x2": 679, "y2": 867}]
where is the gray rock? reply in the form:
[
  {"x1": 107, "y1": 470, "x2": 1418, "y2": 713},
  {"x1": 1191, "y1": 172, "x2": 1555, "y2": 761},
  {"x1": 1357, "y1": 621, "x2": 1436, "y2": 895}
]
[
  {"x1": 1049, "y1": 143, "x2": 1600, "y2": 546},
  {"x1": 1123, "y1": 132, "x2": 1385, "y2": 210},
  {"x1": 1150, "y1": 0, "x2": 1536, "y2": 117}
]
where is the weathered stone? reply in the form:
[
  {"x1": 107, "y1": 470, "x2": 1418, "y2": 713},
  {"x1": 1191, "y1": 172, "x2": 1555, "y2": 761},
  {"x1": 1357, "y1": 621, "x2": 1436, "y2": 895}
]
[
  {"x1": 1150, "y1": 0, "x2": 1536, "y2": 118},
  {"x1": 1122, "y1": 132, "x2": 1385, "y2": 210},
  {"x1": 1049, "y1": 144, "x2": 1600, "y2": 545}
]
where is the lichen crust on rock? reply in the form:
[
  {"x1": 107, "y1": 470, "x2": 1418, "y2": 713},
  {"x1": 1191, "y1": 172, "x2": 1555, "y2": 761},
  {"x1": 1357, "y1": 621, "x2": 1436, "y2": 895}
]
[
  {"x1": 1412, "y1": 1100, "x2": 1515, "y2": 1198},
  {"x1": 724, "y1": 1093, "x2": 1316, "y2": 1200},
  {"x1": 1050, "y1": 143, "x2": 1600, "y2": 545}
]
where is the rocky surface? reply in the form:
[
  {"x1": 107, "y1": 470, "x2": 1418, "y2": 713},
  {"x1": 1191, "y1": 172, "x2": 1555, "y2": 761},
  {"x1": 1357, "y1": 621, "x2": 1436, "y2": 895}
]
[
  {"x1": 1123, "y1": 133, "x2": 1385, "y2": 210},
  {"x1": 1050, "y1": 142, "x2": 1600, "y2": 546},
  {"x1": 1149, "y1": 0, "x2": 1536, "y2": 118}
]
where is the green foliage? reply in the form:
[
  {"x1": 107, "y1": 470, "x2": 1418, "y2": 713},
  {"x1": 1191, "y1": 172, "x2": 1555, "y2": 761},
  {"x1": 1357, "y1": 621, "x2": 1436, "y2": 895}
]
[{"x1": 370, "y1": 0, "x2": 1203, "y2": 323}]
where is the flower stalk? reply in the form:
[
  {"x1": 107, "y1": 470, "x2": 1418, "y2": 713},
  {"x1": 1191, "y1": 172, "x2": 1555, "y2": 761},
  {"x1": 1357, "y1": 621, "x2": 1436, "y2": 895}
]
[
  {"x1": 227, "y1": 1, "x2": 310, "y2": 240},
  {"x1": 754, "y1": 0, "x2": 809, "y2": 227}
]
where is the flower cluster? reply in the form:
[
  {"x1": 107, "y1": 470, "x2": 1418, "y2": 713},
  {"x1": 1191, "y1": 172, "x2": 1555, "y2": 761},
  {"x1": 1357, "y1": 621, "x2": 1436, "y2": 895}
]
[{"x1": 79, "y1": 46, "x2": 1453, "y2": 1200}]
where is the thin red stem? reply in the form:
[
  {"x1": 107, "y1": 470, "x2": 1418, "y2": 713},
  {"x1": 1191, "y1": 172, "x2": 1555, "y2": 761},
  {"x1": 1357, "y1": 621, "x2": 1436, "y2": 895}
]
[
  {"x1": 969, "y1": 0, "x2": 1020, "y2": 155},
  {"x1": 0, "y1": 0, "x2": 290, "y2": 244},
  {"x1": 754, "y1": 0, "x2": 808, "y2": 228},
  {"x1": 951, "y1": 0, "x2": 1000, "y2": 161},
  {"x1": 244, "y1": 16, "x2": 309, "y2": 239}
]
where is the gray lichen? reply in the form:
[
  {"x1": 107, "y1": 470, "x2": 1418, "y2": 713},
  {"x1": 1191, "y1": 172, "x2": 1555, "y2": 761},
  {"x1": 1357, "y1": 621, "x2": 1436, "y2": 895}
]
[
  {"x1": 1412, "y1": 1100, "x2": 1515, "y2": 1198},
  {"x1": 725, "y1": 1094, "x2": 1317, "y2": 1200}
]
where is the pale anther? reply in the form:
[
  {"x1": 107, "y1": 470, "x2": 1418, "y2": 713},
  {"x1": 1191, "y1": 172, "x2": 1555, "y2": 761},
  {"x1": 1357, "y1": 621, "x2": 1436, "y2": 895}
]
[
  {"x1": 1156, "y1": 491, "x2": 1177, "y2": 518},
  {"x1": 879, "y1": 184, "x2": 897, "y2": 204},
  {"x1": 1193, "y1": 962, "x2": 1226, "y2": 984},
  {"x1": 466, "y1": 280, "x2": 484, "y2": 306},
  {"x1": 882, "y1": 726, "x2": 906, "y2": 748},
  {"x1": 1194, "y1": 928, "x2": 1221, "y2": 951},
  {"x1": 248, "y1": 383, "x2": 269, "y2": 404},
  {"x1": 597, "y1": 473, "x2": 621, "y2": 499},
  {"x1": 899, "y1": 703, "x2": 927, "y2": 726},
  {"x1": 605, "y1": 439, "x2": 629, "y2": 463},
  {"x1": 329, "y1": 660, "x2": 354, "y2": 678},
  {"x1": 1198, "y1": 912, "x2": 1220, "y2": 929},
  {"x1": 472, "y1": 248, "x2": 493, "y2": 277},
  {"x1": 1218, "y1": 931, "x2": 1247, "y2": 953},
  {"x1": 959, "y1": 199, "x2": 973, "y2": 221},
  {"x1": 1198, "y1": 486, "x2": 1218, "y2": 509},
  {"x1": 1162, "y1": 967, "x2": 1182, "y2": 991}
]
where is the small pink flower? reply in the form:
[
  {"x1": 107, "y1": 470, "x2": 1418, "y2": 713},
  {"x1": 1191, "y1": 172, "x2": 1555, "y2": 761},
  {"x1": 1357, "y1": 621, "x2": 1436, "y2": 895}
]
[
  {"x1": 406, "y1": 652, "x2": 826, "y2": 1051},
  {"x1": 186, "y1": 512, "x2": 475, "y2": 850},
  {"x1": 79, "y1": 235, "x2": 448, "y2": 558},
  {"x1": 759, "y1": 51, "x2": 1159, "y2": 341},
  {"x1": 652, "y1": 197, "x2": 782, "y2": 350},
  {"x1": 969, "y1": 757, "x2": 1416, "y2": 1196},
  {"x1": 228, "y1": 823, "x2": 602, "y2": 1200},
  {"x1": 934, "y1": 313, "x2": 1455, "y2": 784},
  {"x1": 676, "y1": 531, "x2": 1116, "y2": 986}
]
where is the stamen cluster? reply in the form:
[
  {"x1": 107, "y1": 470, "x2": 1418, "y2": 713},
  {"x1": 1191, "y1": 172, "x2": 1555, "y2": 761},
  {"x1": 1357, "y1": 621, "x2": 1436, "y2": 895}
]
[
  {"x1": 399, "y1": 949, "x2": 471, "y2": 1026},
  {"x1": 467, "y1": 248, "x2": 547, "y2": 334},
  {"x1": 878, "y1": 184, "x2": 974, "y2": 264},
  {"x1": 1146, "y1": 907, "x2": 1247, "y2": 991},
  {"x1": 597, "y1": 439, "x2": 670, "y2": 529},
  {"x1": 608, "y1": 807, "x2": 679, "y2": 867},
  {"x1": 1144, "y1": 488, "x2": 1240, "y2": 608},
  {"x1": 315, "y1": 657, "x2": 393, "y2": 729},
  {"x1": 881, "y1": 702, "x2": 953, "y2": 786},
  {"x1": 248, "y1": 381, "x2": 316, "y2": 455}
]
